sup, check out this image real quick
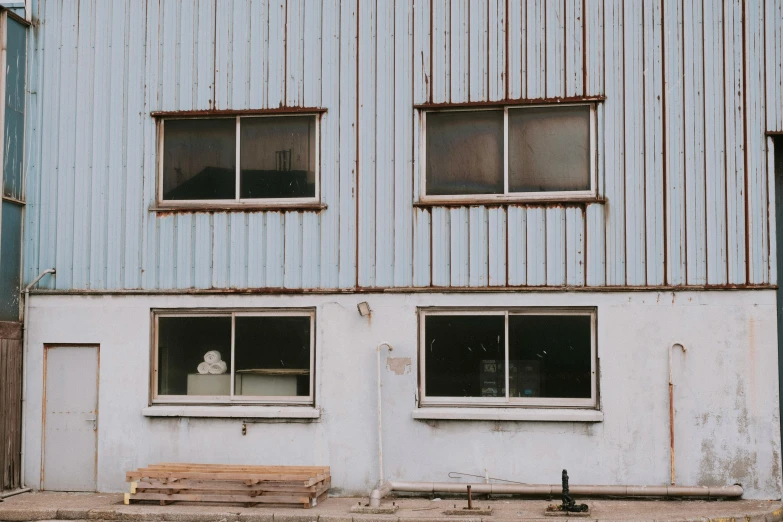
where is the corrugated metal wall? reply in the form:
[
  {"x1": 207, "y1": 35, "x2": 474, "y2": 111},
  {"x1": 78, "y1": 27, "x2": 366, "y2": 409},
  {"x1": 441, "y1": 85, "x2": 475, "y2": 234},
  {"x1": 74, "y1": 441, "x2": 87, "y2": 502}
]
[{"x1": 22, "y1": 0, "x2": 783, "y2": 291}]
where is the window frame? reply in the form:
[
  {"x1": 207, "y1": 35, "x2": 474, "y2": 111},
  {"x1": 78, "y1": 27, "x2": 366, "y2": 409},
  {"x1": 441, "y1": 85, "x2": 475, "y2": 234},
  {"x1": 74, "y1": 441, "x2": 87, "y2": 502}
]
[
  {"x1": 150, "y1": 308, "x2": 316, "y2": 407},
  {"x1": 418, "y1": 103, "x2": 597, "y2": 204},
  {"x1": 417, "y1": 307, "x2": 597, "y2": 409},
  {"x1": 156, "y1": 113, "x2": 321, "y2": 209}
]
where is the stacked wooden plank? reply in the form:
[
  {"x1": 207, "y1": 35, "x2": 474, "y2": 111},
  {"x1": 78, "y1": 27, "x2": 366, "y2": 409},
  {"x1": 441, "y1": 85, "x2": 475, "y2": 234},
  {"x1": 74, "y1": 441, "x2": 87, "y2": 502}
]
[{"x1": 124, "y1": 463, "x2": 330, "y2": 508}]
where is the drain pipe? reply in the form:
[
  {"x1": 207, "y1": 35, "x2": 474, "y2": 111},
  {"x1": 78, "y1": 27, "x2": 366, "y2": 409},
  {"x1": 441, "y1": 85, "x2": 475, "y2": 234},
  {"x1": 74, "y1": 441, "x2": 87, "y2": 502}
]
[
  {"x1": 669, "y1": 343, "x2": 686, "y2": 486},
  {"x1": 20, "y1": 268, "x2": 55, "y2": 488},
  {"x1": 368, "y1": 481, "x2": 742, "y2": 507},
  {"x1": 376, "y1": 342, "x2": 392, "y2": 486}
]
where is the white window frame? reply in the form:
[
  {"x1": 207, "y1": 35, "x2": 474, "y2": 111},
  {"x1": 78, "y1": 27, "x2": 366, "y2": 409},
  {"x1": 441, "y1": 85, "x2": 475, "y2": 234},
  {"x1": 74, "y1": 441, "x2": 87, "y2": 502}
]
[
  {"x1": 418, "y1": 103, "x2": 597, "y2": 204},
  {"x1": 418, "y1": 307, "x2": 597, "y2": 408},
  {"x1": 156, "y1": 113, "x2": 321, "y2": 208},
  {"x1": 151, "y1": 308, "x2": 316, "y2": 406}
]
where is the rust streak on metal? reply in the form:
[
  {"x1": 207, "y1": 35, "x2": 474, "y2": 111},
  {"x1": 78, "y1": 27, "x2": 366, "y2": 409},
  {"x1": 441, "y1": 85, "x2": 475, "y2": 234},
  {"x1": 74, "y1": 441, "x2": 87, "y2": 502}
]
[
  {"x1": 150, "y1": 107, "x2": 328, "y2": 118},
  {"x1": 413, "y1": 95, "x2": 606, "y2": 109},
  {"x1": 413, "y1": 198, "x2": 605, "y2": 208}
]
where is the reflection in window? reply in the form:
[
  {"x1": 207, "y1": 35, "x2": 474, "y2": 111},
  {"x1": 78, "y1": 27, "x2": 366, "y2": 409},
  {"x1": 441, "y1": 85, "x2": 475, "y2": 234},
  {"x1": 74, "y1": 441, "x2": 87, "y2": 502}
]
[
  {"x1": 240, "y1": 116, "x2": 316, "y2": 199},
  {"x1": 162, "y1": 119, "x2": 236, "y2": 200},
  {"x1": 420, "y1": 310, "x2": 595, "y2": 406},
  {"x1": 0, "y1": 201, "x2": 22, "y2": 321},
  {"x1": 425, "y1": 110, "x2": 504, "y2": 195}
]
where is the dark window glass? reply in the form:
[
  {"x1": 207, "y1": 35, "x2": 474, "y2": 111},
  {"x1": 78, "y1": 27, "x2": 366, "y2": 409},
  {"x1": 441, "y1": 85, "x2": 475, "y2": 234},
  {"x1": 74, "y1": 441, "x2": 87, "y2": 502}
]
[
  {"x1": 162, "y1": 118, "x2": 236, "y2": 200},
  {"x1": 425, "y1": 110, "x2": 504, "y2": 195},
  {"x1": 240, "y1": 116, "x2": 316, "y2": 199},
  {"x1": 507, "y1": 314, "x2": 592, "y2": 399},
  {"x1": 508, "y1": 105, "x2": 591, "y2": 192},
  {"x1": 0, "y1": 200, "x2": 22, "y2": 321},
  {"x1": 234, "y1": 316, "x2": 311, "y2": 397},
  {"x1": 2, "y1": 18, "x2": 26, "y2": 201},
  {"x1": 157, "y1": 316, "x2": 232, "y2": 396},
  {"x1": 424, "y1": 315, "x2": 505, "y2": 397}
]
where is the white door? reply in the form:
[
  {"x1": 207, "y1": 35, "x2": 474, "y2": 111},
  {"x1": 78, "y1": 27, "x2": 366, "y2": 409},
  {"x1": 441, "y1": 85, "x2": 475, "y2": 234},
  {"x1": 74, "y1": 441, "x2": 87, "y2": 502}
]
[{"x1": 42, "y1": 345, "x2": 99, "y2": 491}]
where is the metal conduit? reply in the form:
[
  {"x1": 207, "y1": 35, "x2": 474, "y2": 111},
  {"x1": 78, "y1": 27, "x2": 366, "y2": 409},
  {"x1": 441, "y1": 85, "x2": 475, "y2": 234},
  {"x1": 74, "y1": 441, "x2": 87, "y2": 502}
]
[{"x1": 368, "y1": 481, "x2": 743, "y2": 507}]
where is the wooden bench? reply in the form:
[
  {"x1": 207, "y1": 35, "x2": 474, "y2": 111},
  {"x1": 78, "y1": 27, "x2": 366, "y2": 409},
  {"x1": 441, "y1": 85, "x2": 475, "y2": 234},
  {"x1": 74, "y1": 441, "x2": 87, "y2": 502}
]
[{"x1": 124, "y1": 463, "x2": 330, "y2": 508}]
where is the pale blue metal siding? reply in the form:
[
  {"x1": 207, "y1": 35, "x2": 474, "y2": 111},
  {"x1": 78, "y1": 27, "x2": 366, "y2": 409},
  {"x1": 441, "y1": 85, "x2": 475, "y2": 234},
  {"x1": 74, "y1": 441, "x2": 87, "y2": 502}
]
[{"x1": 21, "y1": 0, "x2": 783, "y2": 291}]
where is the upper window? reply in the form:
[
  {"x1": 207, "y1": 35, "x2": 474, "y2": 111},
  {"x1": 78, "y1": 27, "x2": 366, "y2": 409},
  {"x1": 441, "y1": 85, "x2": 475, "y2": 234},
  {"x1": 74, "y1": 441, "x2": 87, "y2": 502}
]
[
  {"x1": 153, "y1": 309, "x2": 315, "y2": 406},
  {"x1": 158, "y1": 114, "x2": 319, "y2": 206},
  {"x1": 418, "y1": 308, "x2": 597, "y2": 408},
  {"x1": 421, "y1": 104, "x2": 595, "y2": 202}
]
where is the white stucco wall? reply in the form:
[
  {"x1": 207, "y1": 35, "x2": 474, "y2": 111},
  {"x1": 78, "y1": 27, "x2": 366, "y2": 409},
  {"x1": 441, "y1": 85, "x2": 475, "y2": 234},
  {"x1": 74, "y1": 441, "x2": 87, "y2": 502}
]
[{"x1": 21, "y1": 290, "x2": 783, "y2": 499}]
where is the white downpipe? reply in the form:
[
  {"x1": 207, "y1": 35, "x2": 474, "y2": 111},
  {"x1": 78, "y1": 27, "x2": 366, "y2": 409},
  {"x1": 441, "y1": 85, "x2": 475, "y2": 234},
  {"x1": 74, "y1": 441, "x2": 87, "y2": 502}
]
[
  {"x1": 669, "y1": 342, "x2": 686, "y2": 486},
  {"x1": 376, "y1": 342, "x2": 392, "y2": 487},
  {"x1": 368, "y1": 481, "x2": 743, "y2": 507},
  {"x1": 20, "y1": 268, "x2": 55, "y2": 488}
]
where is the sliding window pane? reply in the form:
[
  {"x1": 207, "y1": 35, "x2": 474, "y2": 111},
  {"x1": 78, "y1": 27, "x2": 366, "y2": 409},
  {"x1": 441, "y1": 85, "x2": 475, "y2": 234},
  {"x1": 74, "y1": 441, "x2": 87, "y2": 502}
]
[
  {"x1": 3, "y1": 18, "x2": 26, "y2": 201},
  {"x1": 508, "y1": 106, "x2": 590, "y2": 192},
  {"x1": 426, "y1": 110, "x2": 504, "y2": 195},
  {"x1": 157, "y1": 316, "x2": 232, "y2": 396},
  {"x1": 507, "y1": 315, "x2": 591, "y2": 399},
  {"x1": 162, "y1": 118, "x2": 236, "y2": 200},
  {"x1": 234, "y1": 316, "x2": 311, "y2": 397},
  {"x1": 424, "y1": 315, "x2": 505, "y2": 397},
  {"x1": 240, "y1": 116, "x2": 317, "y2": 199}
]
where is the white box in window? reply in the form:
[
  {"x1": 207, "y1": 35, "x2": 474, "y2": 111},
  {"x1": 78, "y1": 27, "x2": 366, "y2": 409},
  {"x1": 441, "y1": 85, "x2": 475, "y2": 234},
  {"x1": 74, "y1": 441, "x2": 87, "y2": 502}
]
[
  {"x1": 186, "y1": 374, "x2": 230, "y2": 395},
  {"x1": 235, "y1": 374, "x2": 298, "y2": 396}
]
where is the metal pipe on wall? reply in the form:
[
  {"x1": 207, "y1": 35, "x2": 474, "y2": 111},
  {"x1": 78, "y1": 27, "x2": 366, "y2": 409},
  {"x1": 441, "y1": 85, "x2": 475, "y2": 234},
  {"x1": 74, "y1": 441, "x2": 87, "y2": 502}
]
[
  {"x1": 20, "y1": 268, "x2": 55, "y2": 488},
  {"x1": 376, "y1": 342, "x2": 392, "y2": 486},
  {"x1": 368, "y1": 481, "x2": 743, "y2": 507},
  {"x1": 669, "y1": 343, "x2": 686, "y2": 486}
]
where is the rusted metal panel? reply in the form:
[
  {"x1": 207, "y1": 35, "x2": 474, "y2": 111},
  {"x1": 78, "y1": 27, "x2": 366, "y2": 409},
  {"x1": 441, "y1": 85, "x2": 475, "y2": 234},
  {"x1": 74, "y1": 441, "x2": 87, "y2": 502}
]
[{"x1": 725, "y1": 0, "x2": 747, "y2": 285}]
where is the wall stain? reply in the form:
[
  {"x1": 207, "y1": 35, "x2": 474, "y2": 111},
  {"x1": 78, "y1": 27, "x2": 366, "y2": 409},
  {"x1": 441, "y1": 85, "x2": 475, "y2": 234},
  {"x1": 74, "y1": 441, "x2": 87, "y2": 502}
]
[{"x1": 386, "y1": 357, "x2": 411, "y2": 375}]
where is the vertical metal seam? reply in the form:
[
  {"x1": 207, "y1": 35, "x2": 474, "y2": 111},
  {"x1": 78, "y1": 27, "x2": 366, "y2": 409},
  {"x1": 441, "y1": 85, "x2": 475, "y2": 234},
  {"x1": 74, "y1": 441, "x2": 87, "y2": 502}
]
[
  {"x1": 742, "y1": 0, "x2": 750, "y2": 284},
  {"x1": 681, "y1": 0, "x2": 688, "y2": 285},
  {"x1": 661, "y1": 0, "x2": 669, "y2": 286},
  {"x1": 581, "y1": 0, "x2": 586, "y2": 95},
  {"x1": 722, "y1": 0, "x2": 730, "y2": 285},
  {"x1": 355, "y1": 0, "x2": 360, "y2": 289},
  {"x1": 621, "y1": 0, "x2": 627, "y2": 285},
  {"x1": 429, "y1": 0, "x2": 433, "y2": 103},
  {"x1": 763, "y1": 0, "x2": 771, "y2": 283},
  {"x1": 504, "y1": 0, "x2": 509, "y2": 100},
  {"x1": 563, "y1": 0, "x2": 567, "y2": 95},
  {"x1": 701, "y1": 0, "x2": 708, "y2": 284},
  {"x1": 284, "y1": 0, "x2": 289, "y2": 107},
  {"x1": 641, "y1": 1, "x2": 648, "y2": 285},
  {"x1": 70, "y1": 0, "x2": 83, "y2": 287},
  {"x1": 212, "y1": 0, "x2": 217, "y2": 109}
]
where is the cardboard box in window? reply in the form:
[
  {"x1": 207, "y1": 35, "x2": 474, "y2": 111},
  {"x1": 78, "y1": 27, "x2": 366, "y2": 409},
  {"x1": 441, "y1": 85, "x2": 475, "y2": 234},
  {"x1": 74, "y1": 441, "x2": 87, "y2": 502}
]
[
  {"x1": 481, "y1": 360, "x2": 540, "y2": 398},
  {"x1": 186, "y1": 370, "x2": 307, "y2": 397}
]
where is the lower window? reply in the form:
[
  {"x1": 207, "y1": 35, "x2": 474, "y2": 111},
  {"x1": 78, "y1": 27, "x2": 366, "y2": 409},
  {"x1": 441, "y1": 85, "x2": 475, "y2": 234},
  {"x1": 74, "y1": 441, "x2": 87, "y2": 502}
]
[
  {"x1": 152, "y1": 309, "x2": 315, "y2": 405},
  {"x1": 419, "y1": 308, "x2": 596, "y2": 408}
]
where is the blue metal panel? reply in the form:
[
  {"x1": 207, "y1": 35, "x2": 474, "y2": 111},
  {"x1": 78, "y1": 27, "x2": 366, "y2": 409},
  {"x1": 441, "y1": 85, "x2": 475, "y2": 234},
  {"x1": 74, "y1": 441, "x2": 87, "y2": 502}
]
[
  {"x1": 663, "y1": 0, "x2": 686, "y2": 285},
  {"x1": 526, "y1": 0, "x2": 545, "y2": 98},
  {"x1": 431, "y1": 207, "x2": 450, "y2": 286},
  {"x1": 725, "y1": 0, "x2": 746, "y2": 284},
  {"x1": 286, "y1": 0, "x2": 305, "y2": 107},
  {"x1": 565, "y1": 206, "x2": 584, "y2": 286},
  {"x1": 413, "y1": 208, "x2": 431, "y2": 287},
  {"x1": 488, "y1": 0, "x2": 505, "y2": 101},
  {"x1": 338, "y1": 0, "x2": 357, "y2": 288},
  {"x1": 413, "y1": 0, "x2": 430, "y2": 105},
  {"x1": 585, "y1": 0, "x2": 603, "y2": 96},
  {"x1": 284, "y1": 211, "x2": 303, "y2": 289},
  {"x1": 211, "y1": 213, "x2": 229, "y2": 289},
  {"x1": 624, "y1": 0, "x2": 645, "y2": 286},
  {"x1": 507, "y1": 0, "x2": 524, "y2": 99},
  {"x1": 432, "y1": 0, "x2": 450, "y2": 103},
  {"x1": 468, "y1": 0, "x2": 487, "y2": 103},
  {"x1": 507, "y1": 205, "x2": 527, "y2": 285},
  {"x1": 301, "y1": 212, "x2": 320, "y2": 288},
  {"x1": 265, "y1": 212, "x2": 284, "y2": 287},
  {"x1": 267, "y1": 0, "x2": 285, "y2": 108},
  {"x1": 157, "y1": 214, "x2": 175, "y2": 289},
  {"x1": 586, "y1": 203, "x2": 605, "y2": 286},
  {"x1": 246, "y1": 213, "x2": 265, "y2": 288},
  {"x1": 376, "y1": 0, "x2": 395, "y2": 287},
  {"x1": 358, "y1": 0, "x2": 376, "y2": 288},
  {"x1": 643, "y1": 0, "x2": 664, "y2": 287},
  {"x1": 545, "y1": 0, "x2": 564, "y2": 98},
  {"x1": 684, "y1": 0, "x2": 707, "y2": 285},
  {"x1": 704, "y1": 0, "x2": 728, "y2": 285},
  {"x1": 451, "y1": 0, "x2": 468, "y2": 103},
  {"x1": 229, "y1": 213, "x2": 247, "y2": 288},
  {"x1": 468, "y1": 206, "x2": 488, "y2": 287},
  {"x1": 175, "y1": 214, "x2": 194, "y2": 288},
  {"x1": 545, "y1": 207, "x2": 565, "y2": 286},
  {"x1": 488, "y1": 207, "x2": 506, "y2": 286},
  {"x1": 449, "y1": 207, "x2": 469, "y2": 286},
  {"x1": 249, "y1": 0, "x2": 269, "y2": 109},
  {"x1": 526, "y1": 207, "x2": 546, "y2": 286},
  {"x1": 194, "y1": 213, "x2": 212, "y2": 289}
]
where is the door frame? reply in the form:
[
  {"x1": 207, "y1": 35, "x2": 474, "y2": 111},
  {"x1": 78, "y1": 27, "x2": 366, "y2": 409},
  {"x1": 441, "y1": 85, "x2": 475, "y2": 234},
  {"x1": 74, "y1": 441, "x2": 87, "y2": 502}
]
[{"x1": 40, "y1": 343, "x2": 100, "y2": 491}]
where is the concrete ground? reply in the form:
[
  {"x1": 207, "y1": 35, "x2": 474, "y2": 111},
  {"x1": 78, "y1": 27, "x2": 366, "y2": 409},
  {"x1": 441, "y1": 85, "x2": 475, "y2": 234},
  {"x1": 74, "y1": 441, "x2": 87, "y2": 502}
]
[{"x1": 0, "y1": 492, "x2": 782, "y2": 522}]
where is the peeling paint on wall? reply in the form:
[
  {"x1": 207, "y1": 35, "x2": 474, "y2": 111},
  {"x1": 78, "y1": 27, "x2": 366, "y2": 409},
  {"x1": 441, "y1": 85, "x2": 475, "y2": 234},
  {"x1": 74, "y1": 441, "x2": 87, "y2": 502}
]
[{"x1": 386, "y1": 357, "x2": 411, "y2": 375}]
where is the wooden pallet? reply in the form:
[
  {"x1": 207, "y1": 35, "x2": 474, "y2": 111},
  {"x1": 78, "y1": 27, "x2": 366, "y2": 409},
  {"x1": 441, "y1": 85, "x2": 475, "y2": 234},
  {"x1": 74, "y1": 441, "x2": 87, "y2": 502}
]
[{"x1": 124, "y1": 464, "x2": 330, "y2": 508}]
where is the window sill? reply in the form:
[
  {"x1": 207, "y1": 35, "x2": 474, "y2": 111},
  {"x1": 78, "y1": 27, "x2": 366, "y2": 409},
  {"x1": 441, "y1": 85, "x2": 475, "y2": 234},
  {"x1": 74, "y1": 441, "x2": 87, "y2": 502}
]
[
  {"x1": 142, "y1": 405, "x2": 321, "y2": 419},
  {"x1": 413, "y1": 197, "x2": 605, "y2": 208},
  {"x1": 412, "y1": 407, "x2": 603, "y2": 422},
  {"x1": 150, "y1": 203, "x2": 327, "y2": 213}
]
